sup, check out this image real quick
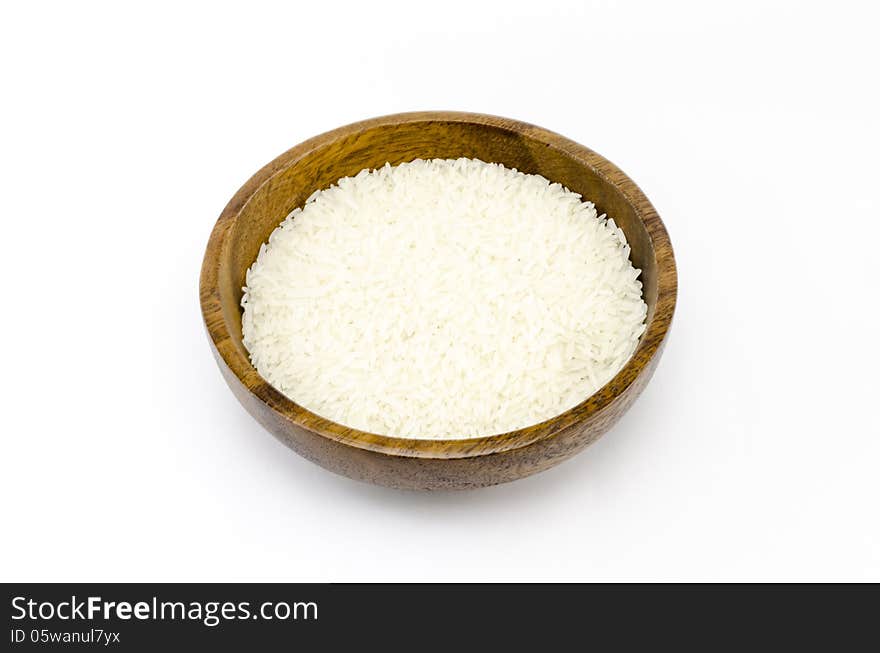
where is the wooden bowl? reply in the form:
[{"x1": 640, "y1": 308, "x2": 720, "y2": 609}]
[{"x1": 200, "y1": 112, "x2": 677, "y2": 490}]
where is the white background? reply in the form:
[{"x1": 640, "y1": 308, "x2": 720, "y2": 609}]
[{"x1": 2, "y1": 1, "x2": 878, "y2": 582}]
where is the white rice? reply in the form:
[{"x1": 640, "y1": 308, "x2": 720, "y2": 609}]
[{"x1": 241, "y1": 158, "x2": 647, "y2": 439}]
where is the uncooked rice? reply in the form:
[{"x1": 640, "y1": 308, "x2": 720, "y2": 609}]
[{"x1": 241, "y1": 158, "x2": 647, "y2": 439}]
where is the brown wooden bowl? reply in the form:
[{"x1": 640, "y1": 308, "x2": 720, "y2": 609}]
[{"x1": 200, "y1": 111, "x2": 677, "y2": 490}]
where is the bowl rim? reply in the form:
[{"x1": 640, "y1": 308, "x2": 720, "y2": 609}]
[{"x1": 200, "y1": 111, "x2": 677, "y2": 460}]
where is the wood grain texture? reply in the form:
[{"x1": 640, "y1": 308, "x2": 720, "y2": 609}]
[{"x1": 199, "y1": 111, "x2": 677, "y2": 490}]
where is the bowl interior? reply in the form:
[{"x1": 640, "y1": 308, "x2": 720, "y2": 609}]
[
  {"x1": 205, "y1": 113, "x2": 675, "y2": 457},
  {"x1": 216, "y1": 118, "x2": 661, "y2": 373}
]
